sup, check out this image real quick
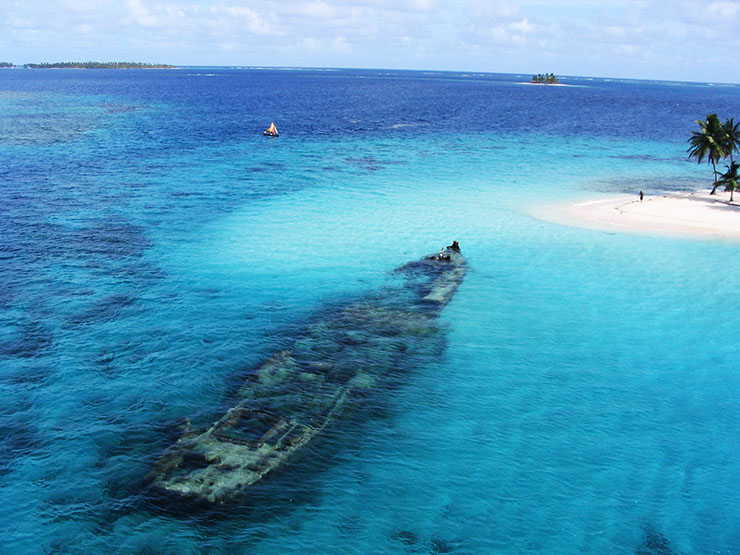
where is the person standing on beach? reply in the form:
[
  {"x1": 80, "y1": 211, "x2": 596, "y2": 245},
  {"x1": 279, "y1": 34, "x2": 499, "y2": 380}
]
[{"x1": 639, "y1": 190, "x2": 644, "y2": 201}]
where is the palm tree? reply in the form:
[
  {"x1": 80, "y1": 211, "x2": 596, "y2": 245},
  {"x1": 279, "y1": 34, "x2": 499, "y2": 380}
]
[
  {"x1": 718, "y1": 161, "x2": 740, "y2": 203},
  {"x1": 723, "y1": 117, "x2": 740, "y2": 164},
  {"x1": 688, "y1": 113, "x2": 728, "y2": 194}
]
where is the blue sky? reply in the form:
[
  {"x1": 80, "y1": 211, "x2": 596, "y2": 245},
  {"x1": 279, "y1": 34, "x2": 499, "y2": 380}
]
[{"x1": 2, "y1": 0, "x2": 739, "y2": 82}]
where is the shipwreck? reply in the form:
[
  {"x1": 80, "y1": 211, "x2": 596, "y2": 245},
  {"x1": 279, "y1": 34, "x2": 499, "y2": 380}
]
[{"x1": 146, "y1": 243, "x2": 466, "y2": 503}]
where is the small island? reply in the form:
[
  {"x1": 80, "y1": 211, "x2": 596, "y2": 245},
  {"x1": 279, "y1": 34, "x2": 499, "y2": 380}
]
[
  {"x1": 531, "y1": 73, "x2": 559, "y2": 84},
  {"x1": 534, "y1": 112, "x2": 740, "y2": 240},
  {"x1": 0, "y1": 62, "x2": 15, "y2": 68},
  {"x1": 23, "y1": 62, "x2": 176, "y2": 69}
]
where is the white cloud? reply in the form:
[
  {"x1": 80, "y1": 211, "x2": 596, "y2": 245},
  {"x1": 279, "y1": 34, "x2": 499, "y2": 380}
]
[
  {"x1": 706, "y1": 1, "x2": 740, "y2": 21},
  {"x1": 220, "y1": 6, "x2": 277, "y2": 34},
  {"x1": 332, "y1": 35, "x2": 351, "y2": 53},
  {"x1": 510, "y1": 18, "x2": 533, "y2": 35},
  {"x1": 603, "y1": 25, "x2": 628, "y2": 38},
  {"x1": 295, "y1": 2, "x2": 338, "y2": 19},
  {"x1": 126, "y1": 0, "x2": 160, "y2": 27},
  {"x1": 469, "y1": 0, "x2": 521, "y2": 19}
]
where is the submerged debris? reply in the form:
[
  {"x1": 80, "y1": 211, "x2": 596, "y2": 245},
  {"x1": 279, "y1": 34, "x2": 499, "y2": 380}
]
[
  {"x1": 636, "y1": 527, "x2": 677, "y2": 555},
  {"x1": 146, "y1": 244, "x2": 466, "y2": 503},
  {"x1": 389, "y1": 529, "x2": 420, "y2": 546}
]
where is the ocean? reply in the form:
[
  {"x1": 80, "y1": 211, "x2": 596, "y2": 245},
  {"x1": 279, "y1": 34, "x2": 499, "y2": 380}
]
[{"x1": 2, "y1": 67, "x2": 740, "y2": 553}]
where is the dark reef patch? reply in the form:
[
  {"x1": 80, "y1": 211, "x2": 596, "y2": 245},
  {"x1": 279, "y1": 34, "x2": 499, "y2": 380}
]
[
  {"x1": 0, "y1": 320, "x2": 54, "y2": 358},
  {"x1": 636, "y1": 527, "x2": 677, "y2": 555},
  {"x1": 68, "y1": 218, "x2": 153, "y2": 260},
  {"x1": 66, "y1": 293, "x2": 137, "y2": 326},
  {"x1": 345, "y1": 156, "x2": 405, "y2": 172},
  {"x1": 389, "y1": 529, "x2": 420, "y2": 546},
  {"x1": 0, "y1": 407, "x2": 44, "y2": 478}
]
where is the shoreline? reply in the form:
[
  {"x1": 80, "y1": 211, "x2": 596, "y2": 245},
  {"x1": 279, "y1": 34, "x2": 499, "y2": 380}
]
[
  {"x1": 532, "y1": 190, "x2": 740, "y2": 240},
  {"x1": 517, "y1": 82, "x2": 573, "y2": 87}
]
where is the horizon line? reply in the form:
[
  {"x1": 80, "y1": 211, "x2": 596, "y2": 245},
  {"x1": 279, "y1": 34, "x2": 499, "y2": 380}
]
[{"x1": 3, "y1": 62, "x2": 738, "y2": 87}]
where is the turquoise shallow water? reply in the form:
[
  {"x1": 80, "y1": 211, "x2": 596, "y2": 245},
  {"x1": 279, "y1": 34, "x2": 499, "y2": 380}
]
[{"x1": 2, "y1": 69, "x2": 740, "y2": 553}]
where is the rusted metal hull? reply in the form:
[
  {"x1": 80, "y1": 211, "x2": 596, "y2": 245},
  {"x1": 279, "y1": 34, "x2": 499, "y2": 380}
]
[{"x1": 146, "y1": 247, "x2": 466, "y2": 503}]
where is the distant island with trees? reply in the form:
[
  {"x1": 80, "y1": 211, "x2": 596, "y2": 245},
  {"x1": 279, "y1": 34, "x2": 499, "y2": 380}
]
[
  {"x1": 0, "y1": 62, "x2": 15, "y2": 68},
  {"x1": 22, "y1": 62, "x2": 176, "y2": 69},
  {"x1": 531, "y1": 73, "x2": 560, "y2": 84}
]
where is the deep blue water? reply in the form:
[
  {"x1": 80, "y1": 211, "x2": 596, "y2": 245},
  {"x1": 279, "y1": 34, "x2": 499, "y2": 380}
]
[{"x1": 2, "y1": 68, "x2": 740, "y2": 553}]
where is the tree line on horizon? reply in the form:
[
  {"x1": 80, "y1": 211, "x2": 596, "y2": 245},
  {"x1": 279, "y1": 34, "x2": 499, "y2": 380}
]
[
  {"x1": 688, "y1": 114, "x2": 740, "y2": 202},
  {"x1": 531, "y1": 73, "x2": 559, "y2": 84},
  {"x1": 21, "y1": 62, "x2": 175, "y2": 69}
]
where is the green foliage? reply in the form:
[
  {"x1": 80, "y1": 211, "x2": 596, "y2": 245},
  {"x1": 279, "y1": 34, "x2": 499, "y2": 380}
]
[
  {"x1": 0, "y1": 62, "x2": 14, "y2": 68},
  {"x1": 722, "y1": 117, "x2": 740, "y2": 163},
  {"x1": 23, "y1": 61, "x2": 176, "y2": 69},
  {"x1": 717, "y1": 161, "x2": 739, "y2": 202},
  {"x1": 531, "y1": 73, "x2": 559, "y2": 84},
  {"x1": 688, "y1": 113, "x2": 728, "y2": 193}
]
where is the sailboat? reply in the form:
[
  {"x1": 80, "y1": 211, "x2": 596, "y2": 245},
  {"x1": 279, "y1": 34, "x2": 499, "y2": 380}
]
[{"x1": 264, "y1": 122, "x2": 279, "y2": 136}]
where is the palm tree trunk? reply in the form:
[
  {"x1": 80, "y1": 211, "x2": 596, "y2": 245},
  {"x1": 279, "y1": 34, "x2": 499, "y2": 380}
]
[{"x1": 711, "y1": 160, "x2": 719, "y2": 194}]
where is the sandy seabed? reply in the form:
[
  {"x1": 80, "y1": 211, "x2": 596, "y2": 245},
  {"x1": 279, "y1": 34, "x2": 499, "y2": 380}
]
[{"x1": 534, "y1": 191, "x2": 740, "y2": 241}]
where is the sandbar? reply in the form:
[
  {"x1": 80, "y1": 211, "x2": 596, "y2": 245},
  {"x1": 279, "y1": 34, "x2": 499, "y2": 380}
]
[
  {"x1": 517, "y1": 82, "x2": 574, "y2": 87},
  {"x1": 533, "y1": 191, "x2": 740, "y2": 240}
]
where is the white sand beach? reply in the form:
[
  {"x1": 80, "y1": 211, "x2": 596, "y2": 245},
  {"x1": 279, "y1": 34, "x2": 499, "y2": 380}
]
[
  {"x1": 518, "y1": 82, "x2": 573, "y2": 87},
  {"x1": 535, "y1": 190, "x2": 740, "y2": 240}
]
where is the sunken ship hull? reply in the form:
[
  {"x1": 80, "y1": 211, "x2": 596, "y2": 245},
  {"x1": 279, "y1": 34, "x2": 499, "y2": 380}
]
[{"x1": 146, "y1": 246, "x2": 466, "y2": 503}]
